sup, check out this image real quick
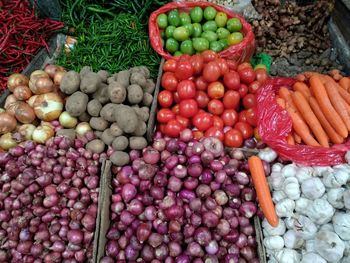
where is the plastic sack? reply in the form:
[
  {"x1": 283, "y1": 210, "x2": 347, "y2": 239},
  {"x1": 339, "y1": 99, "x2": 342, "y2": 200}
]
[
  {"x1": 256, "y1": 78, "x2": 350, "y2": 166},
  {"x1": 149, "y1": 1, "x2": 255, "y2": 63}
]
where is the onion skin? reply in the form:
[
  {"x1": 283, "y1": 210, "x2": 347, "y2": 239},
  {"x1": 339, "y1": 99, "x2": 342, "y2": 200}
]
[
  {"x1": 33, "y1": 93, "x2": 63, "y2": 121},
  {"x1": 0, "y1": 113, "x2": 17, "y2": 134},
  {"x1": 54, "y1": 71, "x2": 66, "y2": 86},
  {"x1": 13, "y1": 86, "x2": 32, "y2": 101},
  {"x1": 32, "y1": 125, "x2": 54, "y2": 144},
  {"x1": 32, "y1": 77, "x2": 54, "y2": 95},
  {"x1": 4, "y1": 95, "x2": 17, "y2": 110},
  {"x1": 44, "y1": 65, "x2": 61, "y2": 79},
  {"x1": 26, "y1": 95, "x2": 39, "y2": 108},
  {"x1": 13, "y1": 102, "x2": 36, "y2": 124},
  {"x1": 7, "y1": 73, "x2": 29, "y2": 92},
  {"x1": 59, "y1": 111, "x2": 78, "y2": 128}
]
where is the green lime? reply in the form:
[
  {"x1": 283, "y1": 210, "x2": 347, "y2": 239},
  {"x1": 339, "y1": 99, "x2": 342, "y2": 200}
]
[
  {"x1": 215, "y1": 12, "x2": 228, "y2": 28},
  {"x1": 203, "y1": 6, "x2": 217, "y2": 20},
  {"x1": 218, "y1": 39, "x2": 229, "y2": 49},
  {"x1": 201, "y1": 31, "x2": 218, "y2": 42},
  {"x1": 192, "y1": 23, "x2": 202, "y2": 37},
  {"x1": 216, "y1": 28, "x2": 230, "y2": 39},
  {"x1": 166, "y1": 38, "x2": 179, "y2": 53},
  {"x1": 210, "y1": 41, "x2": 223, "y2": 52},
  {"x1": 184, "y1": 23, "x2": 194, "y2": 36},
  {"x1": 173, "y1": 26, "x2": 189, "y2": 41},
  {"x1": 227, "y1": 32, "x2": 243, "y2": 45},
  {"x1": 174, "y1": 51, "x2": 183, "y2": 56},
  {"x1": 193, "y1": 37, "x2": 210, "y2": 52},
  {"x1": 202, "y1": 21, "x2": 217, "y2": 32},
  {"x1": 180, "y1": 40, "x2": 195, "y2": 55},
  {"x1": 157, "y1": 13, "x2": 168, "y2": 29},
  {"x1": 165, "y1": 26, "x2": 176, "y2": 39},
  {"x1": 226, "y1": 18, "x2": 242, "y2": 32},
  {"x1": 190, "y1": 6, "x2": 203, "y2": 23},
  {"x1": 179, "y1": 12, "x2": 191, "y2": 25},
  {"x1": 168, "y1": 9, "x2": 180, "y2": 27}
]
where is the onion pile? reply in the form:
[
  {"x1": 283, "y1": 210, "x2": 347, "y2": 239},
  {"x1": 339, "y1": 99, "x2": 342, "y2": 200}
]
[
  {"x1": 101, "y1": 132, "x2": 261, "y2": 263},
  {"x1": 0, "y1": 133, "x2": 101, "y2": 262}
]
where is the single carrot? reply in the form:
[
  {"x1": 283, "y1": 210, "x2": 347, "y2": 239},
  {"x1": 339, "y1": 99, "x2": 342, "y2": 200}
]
[
  {"x1": 278, "y1": 87, "x2": 297, "y2": 109},
  {"x1": 341, "y1": 96, "x2": 350, "y2": 116},
  {"x1": 338, "y1": 86, "x2": 350, "y2": 105},
  {"x1": 309, "y1": 97, "x2": 344, "y2": 144},
  {"x1": 286, "y1": 134, "x2": 295, "y2": 145},
  {"x1": 304, "y1": 71, "x2": 319, "y2": 79},
  {"x1": 339, "y1": 77, "x2": 350, "y2": 91},
  {"x1": 248, "y1": 156, "x2": 278, "y2": 227},
  {"x1": 329, "y1": 69, "x2": 340, "y2": 77},
  {"x1": 292, "y1": 91, "x2": 329, "y2": 147},
  {"x1": 295, "y1": 73, "x2": 306, "y2": 82},
  {"x1": 276, "y1": 97, "x2": 286, "y2": 109},
  {"x1": 324, "y1": 80, "x2": 350, "y2": 132},
  {"x1": 309, "y1": 75, "x2": 348, "y2": 138},
  {"x1": 294, "y1": 133, "x2": 302, "y2": 144},
  {"x1": 293, "y1": 82, "x2": 311, "y2": 99},
  {"x1": 285, "y1": 104, "x2": 320, "y2": 146},
  {"x1": 333, "y1": 74, "x2": 343, "y2": 81}
]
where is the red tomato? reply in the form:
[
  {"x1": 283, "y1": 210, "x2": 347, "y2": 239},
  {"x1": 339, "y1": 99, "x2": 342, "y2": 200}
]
[
  {"x1": 203, "y1": 61, "x2": 221, "y2": 83},
  {"x1": 238, "y1": 67, "x2": 256, "y2": 85},
  {"x1": 208, "y1": 99, "x2": 224, "y2": 115},
  {"x1": 195, "y1": 76, "x2": 208, "y2": 91},
  {"x1": 177, "y1": 80, "x2": 196, "y2": 100},
  {"x1": 173, "y1": 92, "x2": 180, "y2": 104},
  {"x1": 172, "y1": 104, "x2": 180, "y2": 115},
  {"x1": 221, "y1": 109, "x2": 238, "y2": 126},
  {"x1": 213, "y1": 116, "x2": 224, "y2": 130},
  {"x1": 192, "y1": 112, "x2": 213, "y2": 131},
  {"x1": 234, "y1": 122, "x2": 254, "y2": 139},
  {"x1": 207, "y1": 81, "x2": 225, "y2": 99},
  {"x1": 201, "y1": 50, "x2": 218, "y2": 63},
  {"x1": 195, "y1": 91, "x2": 210, "y2": 108},
  {"x1": 237, "y1": 62, "x2": 252, "y2": 71},
  {"x1": 163, "y1": 59, "x2": 177, "y2": 72},
  {"x1": 248, "y1": 81, "x2": 261, "y2": 94},
  {"x1": 164, "y1": 120, "x2": 183, "y2": 137},
  {"x1": 158, "y1": 90, "x2": 173, "y2": 108},
  {"x1": 175, "y1": 60, "x2": 194, "y2": 80},
  {"x1": 161, "y1": 72, "x2": 178, "y2": 92},
  {"x1": 179, "y1": 54, "x2": 191, "y2": 62},
  {"x1": 157, "y1": 108, "x2": 175, "y2": 123},
  {"x1": 191, "y1": 55, "x2": 204, "y2": 75},
  {"x1": 179, "y1": 99, "x2": 198, "y2": 118},
  {"x1": 239, "y1": 110, "x2": 248, "y2": 123},
  {"x1": 223, "y1": 90, "x2": 240, "y2": 109},
  {"x1": 205, "y1": 127, "x2": 224, "y2": 141},
  {"x1": 158, "y1": 124, "x2": 166, "y2": 134},
  {"x1": 227, "y1": 60, "x2": 238, "y2": 70},
  {"x1": 193, "y1": 130, "x2": 204, "y2": 140},
  {"x1": 242, "y1": 94, "x2": 256, "y2": 109},
  {"x1": 238, "y1": 84, "x2": 249, "y2": 97},
  {"x1": 176, "y1": 115, "x2": 190, "y2": 128},
  {"x1": 246, "y1": 108, "x2": 256, "y2": 126},
  {"x1": 215, "y1": 58, "x2": 229, "y2": 75},
  {"x1": 223, "y1": 71, "x2": 240, "y2": 90},
  {"x1": 224, "y1": 129, "x2": 243, "y2": 147},
  {"x1": 255, "y1": 68, "x2": 269, "y2": 83}
]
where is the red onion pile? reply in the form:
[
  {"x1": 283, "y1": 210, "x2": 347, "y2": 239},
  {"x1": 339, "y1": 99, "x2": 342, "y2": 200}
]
[
  {"x1": 0, "y1": 132, "x2": 101, "y2": 262},
  {"x1": 101, "y1": 131, "x2": 261, "y2": 263}
]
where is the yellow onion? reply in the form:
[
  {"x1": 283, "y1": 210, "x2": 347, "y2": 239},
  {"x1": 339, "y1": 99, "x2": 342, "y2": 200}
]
[
  {"x1": 32, "y1": 125, "x2": 54, "y2": 144},
  {"x1": 29, "y1": 70, "x2": 49, "y2": 91},
  {"x1": 33, "y1": 93, "x2": 63, "y2": 121},
  {"x1": 0, "y1": 108, "x2": 5, "y2": 113},
  {"x1": 0, "y1": 112, "x2": 17, "y2": 134},
  {"x1": 4, "y1": 95, "x2": 17, "y2": 110},
  {"x1": 0, "y1": 133, "x2": 17, "y2": 150},
  {"x1": 31, "y1": 77, "x2": 54, "y2": 94},
  {"x1": 76, "y1": 122, "x2": 92, "y2": 136},
  {"x1": 54, "y1": 71, "x2": 66, "y2": 86},
  {"x1": 13, "y1": 85, "x2": 32, "y2": 101},
  {"x1": 44, "y1": 64, "x2": 62, "y2": 78},
  {"x1": 59, "y1": 111, "x2": 78, "y2": 128},
  {"x1": 13, "y1": 102, "x2": 36, "y2": 124},
  {"x1": 18, "y1": 124, "x2": 36, "y2": 140},
  {"x1": 40, "y1": 121, "x2": 55, "y2": 130},
  {"x1": 27, "y1": 95, "x2": 39, "y2": 107},
  {"x1": 7, "y1": 73, "x2": 29, "y2": 92}
]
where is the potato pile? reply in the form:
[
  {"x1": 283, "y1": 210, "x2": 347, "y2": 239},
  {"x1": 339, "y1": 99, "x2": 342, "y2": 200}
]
[{"x1": 59, "y1": 66, "x2": 155, "y2": 166}]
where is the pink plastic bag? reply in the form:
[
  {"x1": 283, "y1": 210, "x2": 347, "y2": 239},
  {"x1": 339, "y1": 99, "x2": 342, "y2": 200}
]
[
  {"x1": 149, "y1": 1, "x2": 255, "y2": 63},
  {"x1": 256, "y1": 78, "x2": 350, "y2": 166}
]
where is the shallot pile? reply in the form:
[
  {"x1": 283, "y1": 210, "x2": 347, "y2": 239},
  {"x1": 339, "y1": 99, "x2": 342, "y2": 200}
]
[
  {"x1": 101, "y1": 131, "x2": 262, "y2": 263},
  {"x1": 0, "y1": 133, "x2": 101, "y2": 262}
]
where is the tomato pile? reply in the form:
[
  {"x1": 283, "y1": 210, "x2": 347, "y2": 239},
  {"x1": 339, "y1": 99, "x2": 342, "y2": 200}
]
[{"x1": 157, "y1": 51, "x2": 269, "y2": 147}]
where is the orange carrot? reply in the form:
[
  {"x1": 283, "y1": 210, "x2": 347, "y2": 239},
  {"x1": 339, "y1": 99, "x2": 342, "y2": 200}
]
[
  {"x1": 304, "y1": 71, "x2": 319, "y2": 79},
  {"x1": 287, "y1": 134, "x2": 295, "y2": 145},
  {"x1": 294, "y1": 133, "x2": 302, "y2": 144},
  {"x1": 278, "y1": 87, "x2": 297, "y2": 109},
  {"x1": 334, "y1": 74, "x2": 343, "y2": 81},
  {"x1": 248, "y1": 156, "x2": 278, "y2": 227},
  {"x1": 295, "y1": 74, "x2": 306, "y2": 82},
  {"x1": 329, "y1": 69, "x2": 340, "y2": 77},
  {"x1": 293, "y1": 82, "x2": 311, "y2": 99},
  {"x1": 309, "y1": 97, "x2": 344, "y2": 144},
  {"x1": 276, "y1": 97, "x2": 286, "y2": 109},
  {"x1": 339, "y1": 77, "x2": 350, "y2": 91},
  {"x1": 338, "y1": 86, "x2": 350, "y2": 105},
  {"x1": 292, "y1": 91, "x2": 329, "y2": 147},
  {"x1": 309, "y1": 75, "x2": 348, "y2": 138},
  {"x1": 285, "y1": 104, "x2": 320, "y2": 147},
  {"x1": 324, "y1": 80, "x2": 350, "y2": 132},
  {"x1": 341, "y1": 96, "x2": 350, "y2": 116}
]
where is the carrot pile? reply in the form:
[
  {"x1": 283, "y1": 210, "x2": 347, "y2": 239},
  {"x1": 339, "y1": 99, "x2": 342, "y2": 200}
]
[
  {"x1": 0, "y1": 0, "x2": 64, "y2": 93},
  {"x1": 277, "y1": 69, "x2": 350, "y2": 147}
]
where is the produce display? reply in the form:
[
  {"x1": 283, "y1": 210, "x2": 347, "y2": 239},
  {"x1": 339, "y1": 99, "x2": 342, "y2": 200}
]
[
  {"x1": 58, "y1": 65, "x2": 156, "y2": 166},
  {"x1": 157, "y1": 51, "x2": 268, "y2": 148},
  {"x1": 157, "y1": 6, "x2": 245, "y2": 55},
  {"x1": 101, "y1": 133, "x2": 263, "y2": 262}
]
